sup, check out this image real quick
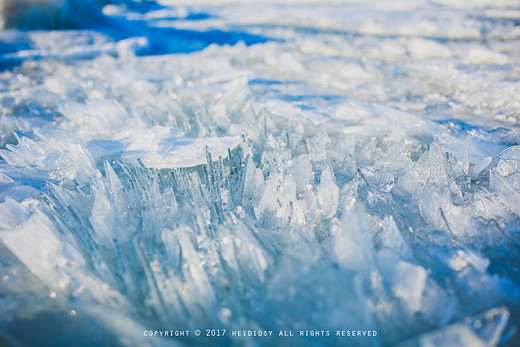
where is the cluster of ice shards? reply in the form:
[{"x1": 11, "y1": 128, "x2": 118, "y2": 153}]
[{"x1": 1, "y1": 0, "x2": 520, "y2": 346}]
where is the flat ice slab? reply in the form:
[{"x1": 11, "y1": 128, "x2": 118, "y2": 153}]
[{"x1": 0, "y1": 0, "x2": 519, "y2": 346}]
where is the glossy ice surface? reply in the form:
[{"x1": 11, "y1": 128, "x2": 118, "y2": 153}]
[{"x1": 0, "y1": 0, "x2": 519, "y2": 346}]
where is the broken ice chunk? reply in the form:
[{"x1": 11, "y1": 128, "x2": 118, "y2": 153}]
[
  {"x1": 0, "y1": 130, "x2": 96, "y2": 184},
  {"x1": 398, "y1": 306, "x2": 509, "y2": 347},
  {"x1": 393, "y1": 261, "x2": 427, "y2": 314},
  {"x1": 176, "y1": 228, "x2": 216, "y2": 311},
  {"x1": 486, "y1": 145, "x2": 520, "y2": 189},
  {"x1": 374, "y1": 216, "x2": 415, "y2": 262},
  {"x1": 333, "y1": 202, "x2": 376, "y2": 271},
  {"x1": 448, "y1": 248, "x2": 490, "y2": 274},
  {"x1": 359, "y1": 167, "x2": 395, "y2": 192},
  {"x1": 118, "y1": 126, "x2": 241, "y2": 168},
  {"x1": 0, "y1": 212, "x2": 77, "y2": 291},
  {"x1": 254, "y1": 173, "x2": 297, "y2": 227},
  {"x1": 240, "y1": 156, "x2": 265, "y2": 214},
  {"x1": 87, "y1": 140, "x2": 125, "y2": 163},
  {"x1": 58, "y1": 100, "x2": 133, "y2": 138},
  {"x1": 265, "y1": 99, "x2": 328, "y2": 125},
  {"x1": 287, "y1": 155, "x2": 312, "y2": 194},
  {"x1": 316, "y1": 166, "x2": 339, "y2": 218},
  {"x1": 490, "y1": 169, "x2": 520, "y2": 217},
  {"x1": 377, "y1": 250, "x2": 427, "y2": 315}
]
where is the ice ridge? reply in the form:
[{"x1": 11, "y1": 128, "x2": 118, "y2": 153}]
[{"x1": 1, "y1": 1, "x2": 520, "y2": 346}]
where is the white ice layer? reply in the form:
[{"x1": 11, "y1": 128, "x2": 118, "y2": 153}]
[{"x1": 0, "y1": 0, "x2": 520, "y2": 346}]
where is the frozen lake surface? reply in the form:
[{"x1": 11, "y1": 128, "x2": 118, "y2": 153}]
[{"x1": 1, "y1": 0, "x2": 520, "y2": 346}]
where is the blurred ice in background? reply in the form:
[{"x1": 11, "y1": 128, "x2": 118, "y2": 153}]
[{"x1": 0, "y1": 0, "x2": 520, "y2": 346}]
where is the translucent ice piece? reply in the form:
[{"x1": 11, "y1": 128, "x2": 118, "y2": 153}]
[
  {"x1": 398, "y1": 306, "x2": 509, "y2": 347},
  {"x1": 119, "y1": 126, "x2": 241, "y2": 168},
  {"x1": 316, "y1": 166, "x2": 339, "y2": 218},
  {"x1": 0, "y1": 212, "x2": 77, "y2": 291}
]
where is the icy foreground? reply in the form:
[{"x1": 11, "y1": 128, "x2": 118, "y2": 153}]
[{"x1": 1, "y1": 0, "x2": 520, "y2": 346}]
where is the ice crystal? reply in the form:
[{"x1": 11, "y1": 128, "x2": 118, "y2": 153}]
[{"x1": 1, "y1": 0, "x2": 520, "y2": 346}]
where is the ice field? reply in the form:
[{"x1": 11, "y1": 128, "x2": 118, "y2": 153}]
[{"x1": 1, "y1": 0, "x2": 520, "y2": 346}]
